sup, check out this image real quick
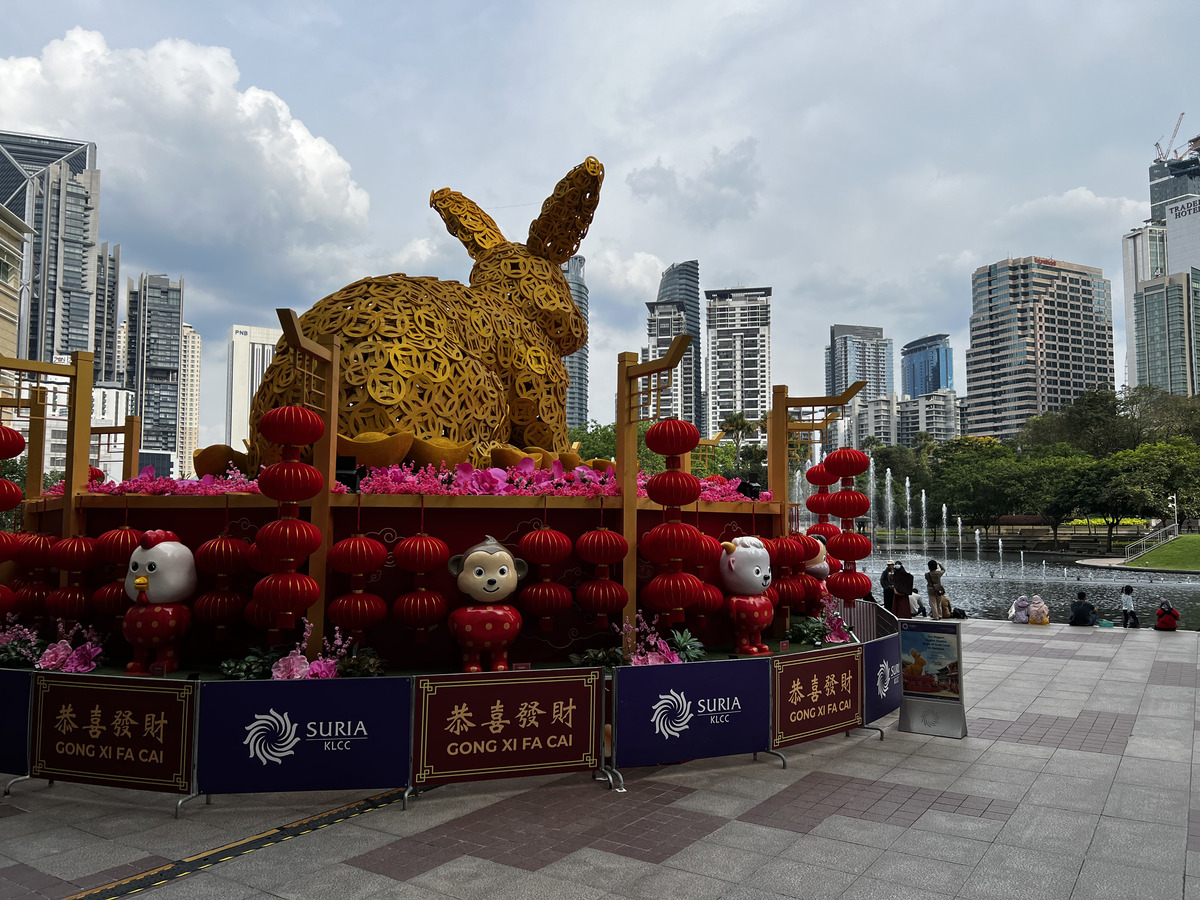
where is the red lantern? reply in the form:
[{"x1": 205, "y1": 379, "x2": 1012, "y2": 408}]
[
  {"x1": 50, "y1": 536, "x2": 98, "y2": 572},
  {"x1": 791, "y1": 532, "x2": 821, "y2": 563},
  {"x1": 393, "y1": 534, "x2": 451, "y2": 640},
  {"x1": 96, "y1": 527, "x2": 145, "y2": 566},
  {"x1": 824, "y1": 447, "x2": 870, "y2": 479},
  {"x1": 248, "y1": 542, "x2": 286, "y2": 574},
  {"x1": 827, "y1": 569, "x2": 872, "y2": 603},
  {"x1": 519, "y1": 580, "x2": 573, "y2": 632},
  {"x1": 805, "y1": 491, "x2": 829, "y2": 516},
  {"x1": 254, "y1": 571, "x2": 320, "y2": 630},
  {"x1": 393, "y1": 590, "x2": 449, "y2": 640},
  {"x1": 644, "y1": 418, "x2": 700, "y2": 456},
  {"x1": 257, "y1": 461, "x2": 323, "y2": 502},
  {"x1": 14, "y1": 582, "x2": 51, "y2": 618},
  {"x1": 329, "y1": 535, "x2": 388, "y2": 575},
  {"x1": 194, "y1": 588, "x2": 247, "y2": 637},
  {"x1": 16, "y1": 533, "x2": 57, "y2": 567},
  {"x1": 243, "y1": 599, "x2": 285, "y2": 645},
  {"x1": 0, "y1": 425, "x2": 25, "y2": 460},
  {"x1": 328, "y1": 592, "x2": 388, "y2": 643},
  {"x1": 575, "y1": 528, "x2": 628, "y2": 566},
  {"x1": 394, "y1": 534, "x2": 450, "y2": 572},
  {"x1": 805, "y1": 463, "x2": 838, "y2": 487},
  {"x1": 646, "y1": 469, "x2": 702, "y2": 508},
  {"x1": 259, "y1": 406, "x2": 325, "y2": 447},
  {"x1": 690, "y1": 581, "x2": 725, "y2": 627},
  {"x1": 195, "y1": 536, "x2": 250, "y2": 574},
  {"x1": 639, "y1": 521, "x2": 699, "y2": 564},
  {"x1": 826, "y1": 490, "x2": 870, "y2": 522},
  {"x1": 256, "y1": 518, "x2": 323, "y2": 561},
  {"x1": 88, "y1": 466, "x2": 106, "y2": 483},
  {"x1": 807, "y1": 522, "x2": 841, "y2": 543},
  {"x1": 826, "y1": 556, "x2": 843, "y2": 576},
  {"x1": 0, "y1": 584, "x2": 16, "y2": 618},
  {"x1": 91, "y1": 580, "x2": 133, "y2": 617},
  {"x1": 45, "y1": 585, "x2": 90, "y2": 621},
  {"x1": 0, "y1": 531, "x2": 15, "y2": 564},
  {"x1": 642, "y1": 570, "x2": 702, "y2": 623},
  {"x1": 575, "y1": 578, "x2": 627, "y2": 628},
  {"x1": 0, "y1": 479, "x2": 23, "y2": 512},
  {"x1": 518, "y1": 528, "x2": 572, "y2": 565},
  {"x1": 827, "y1": 532, "x2": 873, "y2": 562}
]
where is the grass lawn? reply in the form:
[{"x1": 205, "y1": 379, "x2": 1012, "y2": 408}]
[{"x1": 1125, "y1": 534, "x2": 1200, "y2": 570}]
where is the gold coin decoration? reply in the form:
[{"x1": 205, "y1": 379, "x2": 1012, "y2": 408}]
[{"x1": 247, "y1": 158, "x2": 604, "y2": 467}]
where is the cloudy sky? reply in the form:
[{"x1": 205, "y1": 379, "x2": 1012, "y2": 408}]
[{"x1": 1, "y1": 1, "x2": 1192, "y2": 447}]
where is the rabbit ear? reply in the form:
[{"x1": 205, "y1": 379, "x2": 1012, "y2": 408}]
[
  {"x1": 527, "y1": 157, "x2": 604, "y2": 265},
  {"x1": 430, "y1": 188, "x2": 508, "y2": 260}
]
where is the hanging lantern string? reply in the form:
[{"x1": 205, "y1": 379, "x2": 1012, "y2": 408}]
[
  {"x1": 543, "y1": 493, "x2": 548, "y2": 529},
  {"x1": 599, "y1": 493, "x2": 604, "y2": 529},
  {"x1": 223, "y1": 493, "x2": 230, "y2": 535},
  {"x1": 123, "y1": 493, "x2": 129, "y2": 527},
  {"x1": 419, "y1": 492, "x2": 425, "y2": 535},
  {"x1": 356, "y1": 490, "x2": 363, "y2": 533}
]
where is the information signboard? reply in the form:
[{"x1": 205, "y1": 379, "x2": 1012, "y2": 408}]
[
  {"x1": 412, "y1": 668, "x2": 602, "y2": 786},
  {"x1": 771, "y1": 644, "x2": 863, "y2": 749},
  {"x1": 30, "y1": 674, "x2": 195, "y2": 793},
  {"x1": 897, "y1": 620, "x2": 967, "y2": 738},
  {"x1": 197, "y1": 677, "x2": 411, "y2": 794},
  {"x1": 613, "y1": 657, "x2": 769, "y2": 768}
]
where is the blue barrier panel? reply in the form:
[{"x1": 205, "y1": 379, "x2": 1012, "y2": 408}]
[
  {"x1": 0, "y1": 669, "x2": 32, "y2": 775},
  {"x1": 863, "y1": 635, "x2": 902, "y2": 724},
  {"x1": 197, "y1": 677, "x2": 411, "y2": 794},
  {"x1": 613, "y1": 658, "x2": 770, "y2": 768}
]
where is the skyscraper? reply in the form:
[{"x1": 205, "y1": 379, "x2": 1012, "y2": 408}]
[
  {"x1": 127, "y1": 273, "x2": 184, "y2": 474},
  {"x1": 825, "y1": 325, "x2": 893, "y2": 401},
  {"x1": 561, "y1": 255, "x2": 589, "y2": 429},
  {"x1": 0, "y1": 204, "x2": 30, "y2": 363},
  {"x1": 0, "y1": 131, "x2": 117, "y2": 382},
  {"x1": 900, "y1": 334, "x2": 953, "y2": 398},
  {"x1": 1150, "y1": 145, "x2": 1200, "y2": 221},
  {"x1": 178, "y1": 324, "x2": 202, "y2": 478},
  {"x1": 1121, "y1": 223, "x2": 1167, "y2": 387},
  {"x1": 644, "y1": 261, "x2": 704, "y2": 434},
  {"x1": 966, "y1": 256, "x2": 1114, "y2": 439},
  {"x1": 704, "y1": 286, "x2": 770, "y2": 446},
  {"x1": 226, "y1": 324, "x2": 283, "y2": 450}
]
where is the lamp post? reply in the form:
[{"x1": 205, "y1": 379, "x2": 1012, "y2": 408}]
[{"x1": 1169, "y1": 493, "x2": 1178, "y2": 531}]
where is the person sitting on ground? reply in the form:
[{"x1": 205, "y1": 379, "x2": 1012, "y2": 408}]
[
  {"x1": 1069, "y1": 591, "x2": 1098, "y2": 626},
  {"x1": 1028, "y1": 595, "x2": 1050, "y2": 625},
  {"x1": 1155, "y1": 600, "x2": 1180, "y2": 631},
  {"x1": 1008, "y1": 595, "x2": 1030, "y2": 624},
  {"x1": 938, "y1": 590, "x2": 951, "y2": 619}
]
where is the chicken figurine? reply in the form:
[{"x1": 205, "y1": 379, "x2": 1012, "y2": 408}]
[
  {"x1": 718, "y1": 536, "x2": 774, "y2": 656},
  {"x1": 121, "y1": 530, "x2": 197, "y2": 676},
  {"x1": 446, "y1": 536, "x2": 527, "y2": 673}
]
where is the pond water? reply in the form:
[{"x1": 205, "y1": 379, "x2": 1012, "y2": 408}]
[{"x1": 866, "y1": 551, "x2": 1200, "y2": 631}]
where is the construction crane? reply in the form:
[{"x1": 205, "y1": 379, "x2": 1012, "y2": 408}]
[{"x1": 1155, "y1": 112, "x2": 1185, "y2": 161}]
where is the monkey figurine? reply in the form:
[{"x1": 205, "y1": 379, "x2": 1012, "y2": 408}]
[{"x1": 446, "y1": 536, "x2": 528, "y2": 672}]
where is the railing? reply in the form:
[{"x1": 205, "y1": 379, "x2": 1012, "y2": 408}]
[{"x1": 1124, "y1": 523, "x2": 1178, "y2": 561}]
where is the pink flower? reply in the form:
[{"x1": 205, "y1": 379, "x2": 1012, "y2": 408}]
[
  {"x1": 271, "y1": 650, "x2": 310, "y2": 680},
  {"x1": 307, "y1": 658, "x2": 338, "y2": 679},
  {"x1": 759, "y1": 491, "x2": 772, "y2": 501},
  {"x1": 61, "y1": 643, "x2": 103, "y2": 673},
  {"x1": 36, "y1": 640, "x2": 73, "y2": 670}
]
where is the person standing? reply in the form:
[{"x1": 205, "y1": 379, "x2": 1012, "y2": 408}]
[
  {"x1": 925, "y1": 559, "x2": 946, "y2": 621},
  {"x1": 893, "y1": 562, "x2": 915, "y2": 619},
  {"x1": 1120, "y1": 585, "x2": 1136, "y2": 628},
  {"x1": 881, "y1": 560, "x2": 896, "y2": 611}
]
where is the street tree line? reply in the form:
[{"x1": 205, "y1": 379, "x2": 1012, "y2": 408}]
[{"x1": 868, "y1": 386, "x2": 1200, "y2": 551}]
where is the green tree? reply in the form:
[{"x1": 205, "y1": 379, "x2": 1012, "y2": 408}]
[
  {"x1": 718, "y1": 410, "x2": 757, "y2": 467},
  {"x1": 1020, "y1": 453, "x2": 1088, "y2": 550},
  {"x1": 567, "y1": 420, "x2": 617, "y2": 463}
]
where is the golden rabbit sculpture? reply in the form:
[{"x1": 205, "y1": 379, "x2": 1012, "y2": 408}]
[{"x1": 247, "y1": 157, "x2": 603, "y2": 467}]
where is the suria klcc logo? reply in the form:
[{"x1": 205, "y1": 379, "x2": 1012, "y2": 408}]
[
  {"x1": 244, "y1": 709, "x2": 301, "y2": 765},
  {"x1": 876, "y1": 660, "x2": 901, "y2": 700},
  {"x1": 651, "y1": 689, "x2": 693, "y2": 739}
]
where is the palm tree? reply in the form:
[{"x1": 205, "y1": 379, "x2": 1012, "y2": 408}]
[{"x1": 719, "y1": 410, "x2": 757, "y2": 467}]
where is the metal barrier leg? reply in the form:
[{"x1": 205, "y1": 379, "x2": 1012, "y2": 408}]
[
  {"x1": 174, "y1": 792, "x2": 202, "y2": 818},
  {"x1": 852, "y1": 725, "x2": 885, "y2": 741},
  {"x1": 402, "y1": 786, "x2": 414, "y2": 810},
  {"x1": 3, "y1": 775, "x2": 29, "y2": 796},
  {"x1": 602, "y1": 765, "x2": 625, "y2": 792},
  {"x1": 754, "y1": 750, "x2": 787, "y2": 768},
  {"x1": 594, "y1": 767, "x2": 614, "y2": 790}
]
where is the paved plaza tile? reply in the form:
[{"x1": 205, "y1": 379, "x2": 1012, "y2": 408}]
[{"x1": 0, "y1": 620, "x2": 1193, "y2": 899}]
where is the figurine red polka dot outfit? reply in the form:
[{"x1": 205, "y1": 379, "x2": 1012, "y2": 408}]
[
  {"x1": 719, "y1": 536, "x2": 774, "y2": 656},
  {"x1": 121, "y1": 530, "x2": 197, "y2": 676},
  {"x1": 447, "y1": 537, "x2": 527, "y2": 672}
]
